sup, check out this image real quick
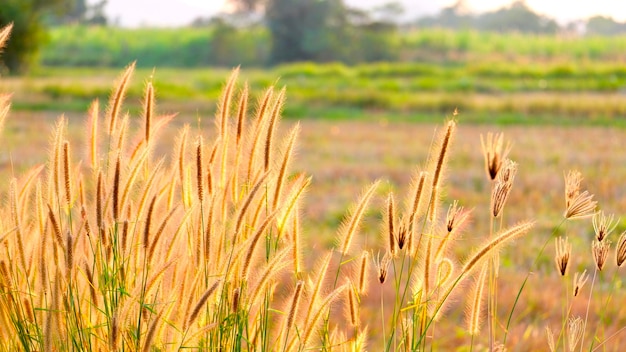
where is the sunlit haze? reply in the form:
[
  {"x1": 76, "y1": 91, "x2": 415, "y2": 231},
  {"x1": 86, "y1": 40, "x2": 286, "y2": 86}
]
[{"x1": 97, "y1": 0, "x2": 626, "y2": 27}]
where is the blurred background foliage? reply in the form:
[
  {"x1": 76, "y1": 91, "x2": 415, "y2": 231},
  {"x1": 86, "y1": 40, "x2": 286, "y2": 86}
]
[
  {"x1": 3, "y1": 0, "x2": 626, "y2": 122},
  {"x1": 0, "y1": 0, "x2": 106, "y2": 73},
  {"x1": 3, "y1": 0, "x2": 626, "y2": 72}
]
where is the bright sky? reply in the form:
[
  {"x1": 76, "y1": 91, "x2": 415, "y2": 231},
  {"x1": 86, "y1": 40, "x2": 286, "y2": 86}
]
[{"x1": 98, "y1": 0, "x2": 626, "y2": 27}]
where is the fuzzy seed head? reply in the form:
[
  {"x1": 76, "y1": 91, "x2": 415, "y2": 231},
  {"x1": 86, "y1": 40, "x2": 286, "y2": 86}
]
[
  {"x1": 196, "y1": 136, "x2": 204, "y2": 203},
  {"x1": 592, "y1": 240, "x2": 611, "y2": 271},
  {"x1": 616, "y1": 231, "x2": 626, "y2": 267},
  {"x1": 358, "y1": 251, "x2": 369, "y2": 295},
  {"x1": 573, "y1": 270, "x2": 588, "y2": 297},
  {"x1": 396, "y1": 220, "x2": 408, "y2": 251},
  {"x1": 491, "y1": 159, "x2": 517, "y2": 218},
  {"x1": 554, "y1": 236, "x2": 571, "y2": 276},
  {"x1": 188, "y1": 280, "x2": 221, "y2": 326},
  {"x1": 347, "y1": 285, "x2": 358, "y2": 327},
  {"x1": 108, "y1": 62, "x2": 135, "y2": 135},
  {"x1": 480, "y1": 132, "x2": 511, "y2": 180},
  {"x1": 564, "y1": 171, "x2": 597, "y2": 220},
  {"x1": 462, "y1": 221, "x2": 534, "y2": 277},
  {"x1": 62, "y1": 141, "x2": 72, "y2": 207},
  {"x1": 387, "y1": 192, "x2": 396, "y2": 256},
  {"x1": 432, "y1": 120, "x2": 455, "y2": 189},
  {"x1": 232, "y1": 287, "x2": 240, "y2": 312},
  {"x1": 546, "y1": 326, "x2": 556, "y2": 352},
  {"x1": 567, "y1": 316, "x2": 584, "y2": 352},
  {"x1": 144, "y1": 81, "x2": 154, "y2": 143},
  {"x1": 592, "y1": 211, "x2": 617, "y2": 242},
  {"x1": 0, "y1": 24, "x2": 13, "y2": 50},
  {"x1": 467, "y1": 264, "x2": 488, "y2": 336},
  {"x1": 446, "y1": 200, "x2": 468, "y2": 233},
  {"x1": 564, "y1": 170, "x2": 583, "y2": 210},
  {"x1": 285, "y1": 280, "x2": 304, "y2": 336},
  {"x1": 374, "y1": 252, "x2": 392, "y2": 284}
]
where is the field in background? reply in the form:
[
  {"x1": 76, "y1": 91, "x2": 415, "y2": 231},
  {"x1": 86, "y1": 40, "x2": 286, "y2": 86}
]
[
  {"x1": 41, "y1": 27, "x2": 626, "y2": 68},
  {"x1": 3, "y1": 63, "x2": 626, "y2": 125}
]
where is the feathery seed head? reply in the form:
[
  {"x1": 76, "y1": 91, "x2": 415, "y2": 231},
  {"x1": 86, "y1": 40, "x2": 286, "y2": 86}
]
[
  {"x1": 462, "y1": 221, "x2": 534, "y2": 276},
  {"x1": 396, "y1": 220, "x2": 409, "y2": 250},
  {"x1": 616, "y1": 231, "x2": 626, "y2": 267},
  {"x1": 65, "y1": 231, "x2": 74, "y2": 276},
  {"x1": 107, "y1": 62, "x2": 135, "y2": 135},
  {"x1": 62, "y1": 141, "x2": 72, "y2": 208},
  {"x1": 567, "y1": 316, "x2": 584, "y2": 352},
  {"x1": 564, "y1": 171, "x2": 597, "y2": 220},
  {"x1": 188, "y1": 279, "x2": 222, "y2": 326},
  {"x1": 358, "y1": 251, "x2": 369, "y2": 295},
  {"x1": 467, "y1": 263, "x2": 488, "y2": 335},
  {"x1": 232, "y1": 287, "x2": 241, "y2": 312},
  {"x1": 491, "y1": 159, "x2": 517, "y2": 218},
  {"x1": 432, "y1": 120, "x2": 455, "y2": 187},
  {"x1": 144, "y1": 80, "x2": 154, "y2": 143},
  {"x1": 236, "y1": 83, "x2": 248, "y2": 145},
  {"x1": 564, "y1": 191, "x2": 597, "y2": 220},
  {"x1": 546, "y1": 326, "x2": 556, "y2": 352},
  {"x1": 446, "y1": 200, "x2": 470, "y2": 233},
  {"x1": 592, "y1": 240, "x2": 611, "y2": 271},
  {"x1": 112, "y1": 154, "x2": 121, "y2": 221},
  {"x1": 339, "y1": 180, "x2": 379, "y2": 255},
  {"x1": 480, "y1": 132, "x2": 511, "y2": 180},
  {"x1": 374, "y1": 252, "x2": 392, "y2": 284},
  {"x1": 23, "y1": 298, "x2": 34, "y2": 322},
  {"x1": 564, "y1": 170, "x2": 583, "y2": 208},
  {"x1": 427, "y1": 120, "x2": 456, "y2": 223},
  {"x1": 387, "y1": 192, "x2": 396, "y2": 256},
  {"x1": 196, "y1": 136, "x2": 204, "y2": 203},
  {"x1": 110, "y1": 310, "x2": 119, "y2": 350},
  {"x1": 554, "y1": 236, "x2": 571, "y2": 276},
  {"x1": 285, "y1": 280, "x2": 304, "y2": 335},
  {"x1": 573, "y1": 270, "x2": 588, "y2": 297},
  {"x1": 0, "y1": 24, "x2": 13, "y2": 50},
  {"x1": 592, "y1": 211, "x2": 617, "y2": 242},
  {"x1": 346, "y1": 283, "x2": 359, "y2": 327},
  {"x1": 497, "y1": 157, "x2": 517, "y2": 184}
]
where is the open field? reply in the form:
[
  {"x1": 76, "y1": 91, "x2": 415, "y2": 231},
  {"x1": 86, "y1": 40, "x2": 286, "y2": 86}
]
[
  {"x1": 41, "y1": 27, "x2": 626, "y2": 68},
  {"x1": 4, "y1": 65, "x2": 626, "y2": 124},
  {"x1": 2, "y1": 107, "x2": 626, "y2": 350}
]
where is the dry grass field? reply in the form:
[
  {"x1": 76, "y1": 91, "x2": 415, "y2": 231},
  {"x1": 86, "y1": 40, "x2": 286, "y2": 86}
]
[{"x1": 3, "y1": 109, "x2": 626, "y2": 350}]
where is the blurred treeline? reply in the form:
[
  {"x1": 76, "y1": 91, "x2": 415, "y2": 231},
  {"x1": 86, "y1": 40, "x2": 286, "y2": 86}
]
[
  {"x1": 3, "y1": 0, "x2": 626, "y2": 72},
  {"x1": 0, "y1": 0, "x2": 105, "y2": 72},
  {"x1": 40, "y1": 27, "x2": 626, "y2": 69}
]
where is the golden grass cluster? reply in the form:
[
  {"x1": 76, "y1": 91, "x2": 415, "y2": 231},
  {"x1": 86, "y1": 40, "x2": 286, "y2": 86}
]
[{"x1": 0, "y1": 24, "x2": 624, "y2": 351}]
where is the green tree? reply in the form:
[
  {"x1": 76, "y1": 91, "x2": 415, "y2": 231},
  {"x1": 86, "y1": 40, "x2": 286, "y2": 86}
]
[
  {"x1": 229, "y1": 0, "x2": 399, "y2": 64},
  {"x1": 60, "y1": 0, "x2": 108, "y2": 26},
  {"x1": 416, "y1": 0, "x2": 559, "y2": 34},
  {"x1": 586, "y1": 16, "x2": 626, "y2": 36},
  {"x1": 477, "y1": 0, "x2": 558, "y2": 34},
  {"x1": 231, "y1": 0, "x2": 350, "y2": 63},
  {"x1": 0, "y1": 0, "x2": 71, "y2": 73}
]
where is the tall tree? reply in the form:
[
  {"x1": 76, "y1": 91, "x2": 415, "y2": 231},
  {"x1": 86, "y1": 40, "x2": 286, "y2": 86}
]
[
  {"x1": 0, "y1": 0, "x2": 73, "y2": 72},
  {"x1": 586, "y1": 16, "x2": 626, "y2": 36},
  {"x1": 478, "y1": 0, "x2": 558, "y2": 34},
  {"x1": 60, "y1": 0, "x2": 108, "y2": 25},
  {"x1": 229, "y1": 0, "x2": 350, "y2": 63}
]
